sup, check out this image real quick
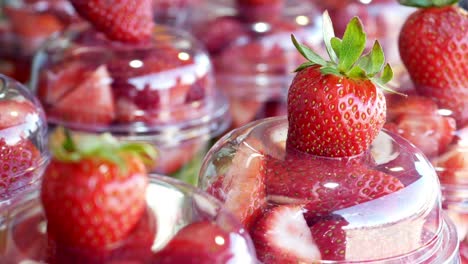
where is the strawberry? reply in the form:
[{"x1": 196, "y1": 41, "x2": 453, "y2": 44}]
[
  {"x1": 432, "y1": 143, "x2": 468, "y2": 185},
  {"x1": 386, "y1": 95, "x2": 439, "y2": 122},
  {"x1": 46, "y1": 65, "x2": 115, "y2": 127},
  {"x1": 235, "y1": 0, "x2": 285, "y2": 23},
  {"x1": 230, "y1": 99, "x2": 263, "y2": 128},
  {"x1": 206, "y1": 138, "x2": 266, "y2": 229},
  {"x1": 0, "y1": 138, "x2": 41, "y2": 197},
  {"x1": 265, "y1": 153, "x2": 404, "y2": 218},
  {"x1": 153, "y1": 221, "x2": 244, "y2": 264},
  {"x1": 69, "y1": 0, "x2": 154, "y2": 43},
  {"x1": 41, "y1": 128, "x2": 158, "y2": 253},
  {"x1": 250, "y1": 205, "x2": 321, "y2": 263},
  {"x1": 287, "y1": 12, "x2": 395, "y2": 157},
  {"x1": 309, "y1": 215, "x2": 348, "y2": 261},
  {"x1": 10, "y1": 214, "x2": 48, "y2": 261},
  {"x1": 398, "y1": 1, "x2": 468, "y2": 126},
  {"x1": 0, "y1": 99, "x2": 38, "y2": 130}
]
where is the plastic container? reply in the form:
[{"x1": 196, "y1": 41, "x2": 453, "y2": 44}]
[
  {"x1": 0, "y1": 0, "x2": 77, "y2": 82},
  {"x1": 0, "y1": 173, "x2": 257, "y2": 263},
  {"x1": 30, "y1": 24, "x2": 230, "y2": 185},
  {"x1": 0, "y1": 74, "x2": 48, "y2": 205},
  {"x1": 189, "y1": 0, "x2": 324, "y2": 129},
  {"x1": 386, "y1": 90, "x2": 468, "y2": 262},
  {"x1": 199, "y1": 116, "x2": 461, "y2": 263}
]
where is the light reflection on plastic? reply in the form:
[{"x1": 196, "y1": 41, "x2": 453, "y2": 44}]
[
  {"x1": 215, "y1": 236, "x2": 225, "y2": 246},
  {"x1": 178, "y1": 52, "x2": 191, "y2": 61},
  {"x1": 129, "y1": 60, "x2": 143, "y2": 68},
  {"x1": 253, "y1": 22, "x2": 270, "y2": 33},
  {"x1": 295, "y1": 15, "x2": 309, "y2": 26}
]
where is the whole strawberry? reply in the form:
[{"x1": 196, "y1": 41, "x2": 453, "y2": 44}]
[
  {"x1": 41, "y1": 128, "x2": 158, "y2": 253},
  {"x1": 398, "y1": 0, "x2": 468, "y2": 126},
  {"x1": 69, "y1": 0, "x2": 154, "y2": 42},
  {"x1": 287, "y1": 12, "x2": 395, "y2": 157}
]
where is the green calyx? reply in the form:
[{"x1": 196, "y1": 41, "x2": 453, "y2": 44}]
[
  {"x1": 292, "y1": 11, "x2": 397, "y2": 94},
  {"x1": 398, "y1": 0, "x2": 459, "y2": 8},
  {"x1": 50, "y1": 128, "x2": 158, "y2": 172}
]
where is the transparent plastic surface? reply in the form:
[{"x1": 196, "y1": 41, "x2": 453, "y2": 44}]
[
  {"x1": 199, "y1": 117, "x2": 460, "y2": 263},
  {"x1": 189, "y1": 0, "x2": 324, "y2": 128},
  {"x1": 152, "y1": 0, "x2": 200, "y2": 27},
  {"x1": 0, "y1": 74, "x2": 48, "y2": 203},
  {"x1": 30, "y1": 24, "x2": 230, "y2": 182},
  {"x1": 386, "y1": 85, "x2": 468, "y2": 260},
  {"x1": 0, "y1": 0, "x2": 77, "y2": 82},
  {"x1": 0, "y1": 174, "x2": 257, "y2": 263}
]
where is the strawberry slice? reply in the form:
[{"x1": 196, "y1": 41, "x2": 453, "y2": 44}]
[
  {"x1": 386, "y1": 95, "x2": 439, "y2": 122},
  {"x1": 265, "y1": 153, "x2": 404, "y2": 217},
  {"x1": 230, "y1": 99, "x2": 263, "y2": 128},
  {"x1": 0, "y1": 99, "x2": 38, "y2": 130},
  {"x1": 432, "y1": 143, "x2": 468, "y2": 185},
  {"x1": 309, "y1": 215, "x2": 348, "y2": 261},
  {"x1": 250, "y1": 205, "x2": 321, "y2": 263},
  {"x1": 386, "y1": 113, "x2": 456, "y2": 158},
  {"x1": 47, "y1": 65, "x2": 115, "y2": 127},
  {"x1": 208, "y1": 139, "x2": 266, "y2": 229},
  {"x1": 69, "y1": 0, "x2": 154, "y2": 43},
  {"x1": 153, "y1": 221, "x2": 244, "y2": 264}
]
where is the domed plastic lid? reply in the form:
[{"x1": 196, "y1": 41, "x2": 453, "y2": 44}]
[
  {"x1": 0, "y1": 174, "x2": 257, "y2": 263},
  {"x1": 0, "y1": 75, "x2": 48, "y2": 202},
  {"x1": 190, "y1": 0, "x2": 324, "y2": 97},
  {"x1": 30, "y1": 24, "x2": 230, "y2": 145},
  {"x1": 199, "y1": 116, "x2": 460, "y2": 263},
  {"x1": 385, "y1": 89, "x2": 468, "y2": 202}
]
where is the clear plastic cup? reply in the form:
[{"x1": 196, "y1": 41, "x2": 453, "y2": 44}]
[
  {"x1": 199, "y1": 116, "x2": 460, "y2": 263},
  {"x1": 152, "y1": 0, "x2": 201, "y2": 27},
  {"x1": 0, "y1": 74, "x2": 48, "y2": 205},
  {"x1": 189, "y1": 0, "x2": 324, "y2": 129},
  {"x1": 30, "y1": 24, "x2": 230, "y2": 185},
  {"x1": 0, "y1": 0, "x2": 77, "y2": 82},
  {"x1": 0, "y1": 173, "x2": 257, "y2": 263},
  {"x1": 386, "y1": 88, "x2": 468, "y2": 261}
]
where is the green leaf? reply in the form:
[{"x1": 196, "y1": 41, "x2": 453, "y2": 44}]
[
  {"x1": 291, "y1": 34, "x2": 326, "y2": 66},
  {"x1": 398, "y1": 0, "x2": 458, "y2": 7},
  {"x1": 63, "y1": 129, "x2": 76, "y2": 152},
  {"x1": 347, "y1": 65, "x2": 367, "y2": 79},
  {"x1": 330, "y1": 37, "x2": 342, "y2": 58},
  {"x1": 356, "y1": 41, "x2": 385, "y2": 77},
  {"x1": 338, "y1": 17, "x2": 366, "y2": 72},
  {"x1": 380, "y1": 63, "x2": 393, "y2": 84},
  {"x1": 294, "y1": 61, "x2": 316, "y2": 72},
  {"x1": 322, "y1": 10, "x2": 339, "y2": 64},
  {"x1": 320, "y1": 66, "x2": 342, "y2": 76}
]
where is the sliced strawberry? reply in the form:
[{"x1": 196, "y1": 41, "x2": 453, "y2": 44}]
[
  {"x1": 0, "y1": 138, "x2": 40, "y2": 197},
  {"x1": 153, "y1": 221, "x2": 243, "y2": 264},
  {"x1": 250, "y1": 205, "x2": 321, "y2": 263},
  {"x1": 11, "y1": 213, "x2": 48, "y2": 261},
  {"x1": 209, "y1": 139, "x2": 266, "y2": 229},
  {"x1": 230, "y1": 99, "x2": 263, "y2": 128},
  {"x1": 432, "y1": 144, "x2": 468, "y2": 185},
  {"x1": 47, "y1": 65, "x2": 115, "y2": 127},
  {"x1": 309, "y1": 215, "x2": 348, "y2": 261},
  {"x1": 389, "y1": 113, "x2": 456, "y2": 158},
  {"x1": 236, "y1": 0, "x2": 285, "y2": 23},
  {"x1": 154, "y1": 139, "x2": 204, "y2": 175},
  {"x1": 265, "y1": 153, "x2": 404, "y2": 217},
  {"x1": 69, "y1": 0, "x2": 154, "y2": 43},
  {"x1": 386, "y1": 95, "x2": 439, "y2": 122},
  {"x1": 0, "y1": 99, "x2": 38, "y2": 130}
]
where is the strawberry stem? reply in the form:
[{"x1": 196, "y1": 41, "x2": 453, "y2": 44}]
[{"x1": 398, "y1": 0, "x2": 459, "y2": 7}]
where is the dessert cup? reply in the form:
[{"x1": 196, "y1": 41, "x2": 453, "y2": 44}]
[
  {"x1": 30, "y1": 24, "x2": 230, "y2": 185},
  {"x1": 190, "y1": 0, "x2": 324, "y2": 129},
  {"x1": 199, "y1": 116, "x2": 461, "y2": 263},
  {"x1": 386, "y1": 90, "x2": 468, "y2": 262},
  {"x1": 0, "y1": 0, "x2": 77, "y2": 82},
  {"x1": 0, "y1": 74, "x2": 48, "y2": 205},
  {"x1": 152, "y1": 0, "x2": 200, "y2": 27},
  {"x1": 0, "y1": 173, "x2": 257, "y2": 263}
]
